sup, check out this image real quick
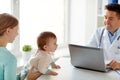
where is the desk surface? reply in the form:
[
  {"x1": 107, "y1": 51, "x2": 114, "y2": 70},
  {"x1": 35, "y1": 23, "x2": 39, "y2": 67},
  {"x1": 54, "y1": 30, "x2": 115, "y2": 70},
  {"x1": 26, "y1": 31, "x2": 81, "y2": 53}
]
[{"x1": 37, "y1": 57, "x2": 120, "y2": 80}]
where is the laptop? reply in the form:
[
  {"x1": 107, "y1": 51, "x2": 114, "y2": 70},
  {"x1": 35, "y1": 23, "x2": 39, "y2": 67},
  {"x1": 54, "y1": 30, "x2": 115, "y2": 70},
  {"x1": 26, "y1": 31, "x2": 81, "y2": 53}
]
[{"x1": 69, "y1": 44, "x2": 111, "y2": 72}]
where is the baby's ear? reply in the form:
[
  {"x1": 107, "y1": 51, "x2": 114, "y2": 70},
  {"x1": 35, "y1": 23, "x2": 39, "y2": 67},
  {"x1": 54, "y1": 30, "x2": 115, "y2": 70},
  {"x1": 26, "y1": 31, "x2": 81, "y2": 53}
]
[{"x1": 43, "y1": 45, "x2": 47, "y2": 50}]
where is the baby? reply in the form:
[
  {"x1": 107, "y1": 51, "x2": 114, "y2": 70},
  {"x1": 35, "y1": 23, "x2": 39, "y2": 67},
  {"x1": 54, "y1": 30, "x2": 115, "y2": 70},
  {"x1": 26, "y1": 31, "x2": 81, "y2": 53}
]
[{"x1": 27, "y1": 31, "x2": 61, "y2": 80}]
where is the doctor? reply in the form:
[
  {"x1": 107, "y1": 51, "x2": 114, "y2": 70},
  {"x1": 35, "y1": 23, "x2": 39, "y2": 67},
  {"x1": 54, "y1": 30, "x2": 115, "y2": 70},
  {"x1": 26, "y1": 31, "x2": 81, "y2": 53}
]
[{"x1": 87, "y1": 3, "x2": 120, "y2": 70}]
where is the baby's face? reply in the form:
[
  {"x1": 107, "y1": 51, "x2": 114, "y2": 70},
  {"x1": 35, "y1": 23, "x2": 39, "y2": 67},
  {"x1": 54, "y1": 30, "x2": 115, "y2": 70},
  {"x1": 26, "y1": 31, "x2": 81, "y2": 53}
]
[{"x1": 45, "y1": 38, "x2": 57, "y2": 52}]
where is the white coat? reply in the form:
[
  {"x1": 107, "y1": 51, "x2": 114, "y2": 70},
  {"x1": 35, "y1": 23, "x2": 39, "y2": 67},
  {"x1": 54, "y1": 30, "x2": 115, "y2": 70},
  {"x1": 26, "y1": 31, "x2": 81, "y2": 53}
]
[{"x1": 87, "y1": 27, "x2": 120, "y2": 61}]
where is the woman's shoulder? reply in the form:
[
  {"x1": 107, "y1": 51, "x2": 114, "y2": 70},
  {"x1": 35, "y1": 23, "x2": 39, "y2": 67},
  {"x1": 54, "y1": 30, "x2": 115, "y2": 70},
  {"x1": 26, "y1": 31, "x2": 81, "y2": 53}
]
[
  {"x1": 0, "y1": 47, "x2": 16, "y2": 58},
  {"x1": 0, "y1": 47, "x2": 17, "y2": 65}
]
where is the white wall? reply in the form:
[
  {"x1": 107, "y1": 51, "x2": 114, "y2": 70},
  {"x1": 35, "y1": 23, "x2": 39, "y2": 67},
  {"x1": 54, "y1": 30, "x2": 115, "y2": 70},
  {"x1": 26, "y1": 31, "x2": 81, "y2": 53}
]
[{"x1": 69, "y1": 0, "x2": 97, "y2": 45}]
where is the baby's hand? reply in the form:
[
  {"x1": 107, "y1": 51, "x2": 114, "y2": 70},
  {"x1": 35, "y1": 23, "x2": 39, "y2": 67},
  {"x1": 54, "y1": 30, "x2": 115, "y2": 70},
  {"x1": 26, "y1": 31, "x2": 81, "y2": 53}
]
[
  {"x1": 52, "y1": 64, "x2": 61, "y2": 69},
  {"x1": 50, "y1": 71, "x2": 58, "y2": 76}
]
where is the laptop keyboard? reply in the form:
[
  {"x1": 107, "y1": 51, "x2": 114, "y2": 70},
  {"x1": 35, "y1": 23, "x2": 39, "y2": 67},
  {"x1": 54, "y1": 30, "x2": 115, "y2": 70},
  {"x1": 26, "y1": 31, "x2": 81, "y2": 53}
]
[
  {"x1": 36, "y1": 75, "x2": 51, "y2": 80},
  {"x1": 106, "y1": 66, "x2": 112, "y2": 69}
]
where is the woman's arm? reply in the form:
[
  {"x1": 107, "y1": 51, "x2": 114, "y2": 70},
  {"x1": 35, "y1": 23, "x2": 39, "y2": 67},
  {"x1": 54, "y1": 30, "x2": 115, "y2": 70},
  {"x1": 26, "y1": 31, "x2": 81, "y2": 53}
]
[{"x1": 5, "y1": 56, "x2": 17, "y2": 80}]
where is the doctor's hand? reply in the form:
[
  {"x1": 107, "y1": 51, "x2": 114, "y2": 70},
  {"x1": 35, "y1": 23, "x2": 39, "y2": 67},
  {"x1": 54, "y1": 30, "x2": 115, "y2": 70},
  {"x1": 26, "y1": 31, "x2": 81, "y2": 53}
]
[{"x1": 107, "y1": 60, "x2": 120, "y2": 70}]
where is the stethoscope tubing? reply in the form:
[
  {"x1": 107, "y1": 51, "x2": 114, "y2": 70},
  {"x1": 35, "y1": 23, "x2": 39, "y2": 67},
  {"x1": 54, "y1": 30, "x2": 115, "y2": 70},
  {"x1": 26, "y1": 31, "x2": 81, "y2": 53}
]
[{"x1": 99, "y1": 28, "x2": 105, "y2": 47}]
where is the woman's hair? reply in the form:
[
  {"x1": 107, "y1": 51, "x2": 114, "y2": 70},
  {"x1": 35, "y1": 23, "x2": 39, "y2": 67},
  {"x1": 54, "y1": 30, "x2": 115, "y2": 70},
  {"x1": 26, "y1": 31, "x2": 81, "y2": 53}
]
[
  {"x1": 37, "y1": 31, "x2": 56, "y2": 50},
  {"x1": 105, "y1": 3, "x2": 120, "y2": 18},
  {"x1": 0, "y1": 13, "x2": 18, "y2": 36}
]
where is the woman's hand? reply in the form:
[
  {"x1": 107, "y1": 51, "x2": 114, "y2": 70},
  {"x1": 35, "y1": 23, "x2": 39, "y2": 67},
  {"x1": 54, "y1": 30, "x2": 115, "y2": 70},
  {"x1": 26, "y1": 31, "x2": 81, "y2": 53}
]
[{"x1": 26, "y1": 67, "x2": 42, "y2": 80}]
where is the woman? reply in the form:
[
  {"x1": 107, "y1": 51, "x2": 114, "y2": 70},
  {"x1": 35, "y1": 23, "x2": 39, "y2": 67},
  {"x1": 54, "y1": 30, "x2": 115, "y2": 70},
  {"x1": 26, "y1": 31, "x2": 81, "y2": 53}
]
[{"x1": 0, "y1": 13, "x2": 19, "y2": 80}]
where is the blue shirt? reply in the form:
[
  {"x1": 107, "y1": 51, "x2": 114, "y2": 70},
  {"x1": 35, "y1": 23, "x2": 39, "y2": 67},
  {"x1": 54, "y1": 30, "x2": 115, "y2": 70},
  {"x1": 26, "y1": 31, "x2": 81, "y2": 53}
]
[
  {"x1": 108, "y1": 28, "x2": 120, "y2": 44},
  {"x1": 0, "y1": 47, "x2": 17, "y2": 80}
]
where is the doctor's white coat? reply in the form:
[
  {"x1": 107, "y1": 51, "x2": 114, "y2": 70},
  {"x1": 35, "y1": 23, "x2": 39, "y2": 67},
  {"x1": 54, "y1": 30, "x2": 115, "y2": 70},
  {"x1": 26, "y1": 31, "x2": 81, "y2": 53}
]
[{"x1": 87, "y1": 27, "x2": 120, "y2": 61}]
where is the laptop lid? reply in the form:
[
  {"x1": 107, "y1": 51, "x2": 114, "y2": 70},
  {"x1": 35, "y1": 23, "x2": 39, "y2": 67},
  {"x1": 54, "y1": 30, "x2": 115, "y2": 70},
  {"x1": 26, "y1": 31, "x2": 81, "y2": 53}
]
[{"x1": 69, "y1": 44, "x2": 108, "y2": 72}]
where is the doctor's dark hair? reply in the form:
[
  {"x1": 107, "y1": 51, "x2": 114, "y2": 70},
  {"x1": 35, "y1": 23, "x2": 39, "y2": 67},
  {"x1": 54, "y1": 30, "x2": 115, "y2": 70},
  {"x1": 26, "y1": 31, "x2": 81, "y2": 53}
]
[
  {"x1": 37, "y1": 31, "x2": 56, "y2": 51},
  {"x1": 105, "y1": 3, "x2": 120, "y2": 18},
  {"x1": 0, "y1": 13, "x2": 18, "y2": 36}
]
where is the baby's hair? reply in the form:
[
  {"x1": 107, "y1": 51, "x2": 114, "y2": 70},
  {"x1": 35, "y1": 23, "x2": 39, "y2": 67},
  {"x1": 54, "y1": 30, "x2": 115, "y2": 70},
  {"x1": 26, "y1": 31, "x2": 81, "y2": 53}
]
[{"x1": 37, "y1": 31, "x2": 56, "y2": 50}]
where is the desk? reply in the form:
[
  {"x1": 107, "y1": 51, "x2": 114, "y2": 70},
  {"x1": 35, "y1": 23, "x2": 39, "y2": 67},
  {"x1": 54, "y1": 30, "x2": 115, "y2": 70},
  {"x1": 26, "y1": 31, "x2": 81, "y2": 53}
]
[{"x1": 37, "y1": 57, "x2": 120, "y2": 80}]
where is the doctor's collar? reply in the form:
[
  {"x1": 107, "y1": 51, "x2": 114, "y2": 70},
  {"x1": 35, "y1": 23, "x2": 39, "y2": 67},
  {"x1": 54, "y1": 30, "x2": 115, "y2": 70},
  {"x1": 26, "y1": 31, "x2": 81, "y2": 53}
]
[{"x1": 107, "y1": 28, "x2": 120, "y2": 36}]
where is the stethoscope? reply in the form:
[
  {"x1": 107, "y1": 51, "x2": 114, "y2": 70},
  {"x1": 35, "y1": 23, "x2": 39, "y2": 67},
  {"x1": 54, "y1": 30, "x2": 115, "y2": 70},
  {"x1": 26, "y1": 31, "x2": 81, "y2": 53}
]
[
  {"x1": 99, "y1": 28, "x2": 105, "y2": 47},
  {"x1": 99, "y1": 28, "x2": 120, "y2": 48}
]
